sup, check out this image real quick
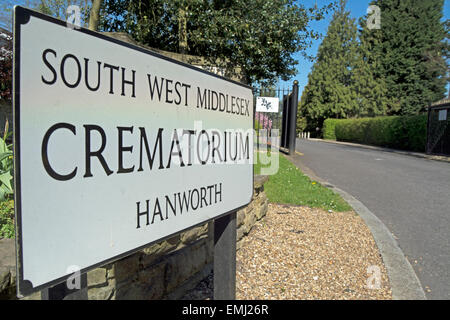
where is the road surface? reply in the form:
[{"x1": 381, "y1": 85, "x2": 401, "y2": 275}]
[{"x1": 296, "y1": 139, "x2": 450, "y2": 300}]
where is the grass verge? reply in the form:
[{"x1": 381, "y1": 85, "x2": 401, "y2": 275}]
[{"x1": 256, "y1": 151, "x2": 352, "y2": 212}]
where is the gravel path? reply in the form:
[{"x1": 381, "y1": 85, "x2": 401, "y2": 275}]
[
  {"x1": 235, "y1": 204, "x2": 392, "y2": 300},
  {"x1": 183, "y1": 203, "x2": 392, "y2": 300}
]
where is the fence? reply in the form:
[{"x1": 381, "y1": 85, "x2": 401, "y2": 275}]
[
  {"x1": 253, "y1": 81, "x2": 299, "y2": 155},
  {"x1": 426, "y1": 99, "x2": 450, "y2": 156}
]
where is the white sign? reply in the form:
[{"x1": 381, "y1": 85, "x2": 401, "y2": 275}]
[
  {"x1": 256, "y1": 96, "x2": 279, "y2": 113},
  {"x1": 13, "y1": 7, "x2": 253, "y2": 296},
  {"x1": 438, "y1": 109, "x2": 447, "y2": 121}
]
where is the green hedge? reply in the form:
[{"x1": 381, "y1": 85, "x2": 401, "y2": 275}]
[
  {"x1": 324, "y1": 115, "x2": 427, "y2": 152},
  {"x1": 323, "y1": 119, "x2": 340, "y2": 140}
]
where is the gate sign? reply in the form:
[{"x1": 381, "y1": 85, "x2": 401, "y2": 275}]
[
  {"x1": 256, "y1": 96, "x2": 279, "y2": 113},
  {"x1": 13, "y1": 7, "x2": 253, "y2": 296}
]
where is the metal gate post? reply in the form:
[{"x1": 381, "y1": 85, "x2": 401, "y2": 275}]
[{"x1": 288, "y1": 81, "x2": 299, "y2": 155}]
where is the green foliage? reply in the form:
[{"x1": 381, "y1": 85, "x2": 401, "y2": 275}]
[
  {"x1": 372, "y1": 0, "x2": 448, "y2": 115},
  {"x1": 331, "y1": 115, "x2": 427, "y2": 152},
  {"x1": 300, "y1": 0, "x2": 447, "y2": 131},
  {"x1": 0, "y1": 133, "x2": 13, "y2": 201},
  {"x1": 299, "y1": 0, "x2": 359, "y2": 129},
  {"x1": 323, "y1": 118, "x2": 340, "y2": 140},
  {"x1": 36, "y1": 0, "x2": 91, "y2": 27},
  {"x1": 0, "y1": 199, "x2": 14, "y2": 239},
  {"x1": 352, "y1": 15, "x2": 389, "y2": 117},
  {"x1": 263, "y1": 153, "x2": 351, "y2": 212},
  {"x1": 296, "y1": 117, "x2": 307, "y2": 135},
  {"x1": 99, "y1": 0, "x2": 335, "y2": 85}
]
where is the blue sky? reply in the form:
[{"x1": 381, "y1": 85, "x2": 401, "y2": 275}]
[{"x1": 279, "y1": 0, "x2": 450, "y2": 96}]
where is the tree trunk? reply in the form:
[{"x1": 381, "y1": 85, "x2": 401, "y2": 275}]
[
  {"x1": 88, "y1": 0, "x2": 102, "y2": 31},
  {"x1": 178, "y1": 4, "x2": 188, "y2": 54}
]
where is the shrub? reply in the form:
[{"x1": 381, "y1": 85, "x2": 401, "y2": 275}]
[
  {"x1": 0, "y1": 133, "x2": 13, "y2": 200},
  {"x1": 0, "y1": 54, "x2": 12, "y2": 103},
  {"x1": 330, "y1": 115, "x2": 427, "y2": 152},
  {"x1": 0, "y1": 199, "x2": 14, "y2": 239},
  {"x1": 323, "y1": 119, "x2": 339, "y2": 140}
]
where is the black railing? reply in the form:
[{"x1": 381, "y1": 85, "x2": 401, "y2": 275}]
[{"x1": 253, "y1": 81, "x2": 299, "y2": 155}]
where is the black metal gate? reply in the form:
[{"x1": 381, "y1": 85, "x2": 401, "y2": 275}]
[
  {"x1": 253, "y1": 81, "x2": 299, "y2": 155},
  {"x1": 426, "y1": 100, "x2": 450, "y2": 156}
]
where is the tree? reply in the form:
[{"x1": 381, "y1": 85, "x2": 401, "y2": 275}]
[
  {"x1": 88, "y1": 0, "x2": 101, "y2": 30},
  {"x1": 37, "y1": 0, "x2": 91, "y2": 27},
  {"x1": 373, "y1": 0, "x2": 448, "y2": 115},
  {"x1": 98, "y1": 0, "x2": 335, "y2": 85},
  {"x1": 351, "y1": 15, "x2": 389, "y2": 117},
  {"x1": 299, "y1": 0, "x2": 359, "y2": 132}
]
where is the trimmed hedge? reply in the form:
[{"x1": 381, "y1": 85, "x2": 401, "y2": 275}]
[
  {"x1": 323, "y1": 115, "x2": 427, "y2": 152},
  {"x1": 323, "y1": 119, "x2": 340, "y2": 140}
]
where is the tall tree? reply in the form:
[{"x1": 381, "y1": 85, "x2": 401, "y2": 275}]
[
  {"x1": 98, "y1": 0, "x2": 335, "y2": 85},
  {"x1": 374, "y1": 0, "x2": 448, "y2": 115},
  {"x1": 351, "y1": 14, "x2": 389, "y2": 117},
  {"x1": 299, "y1": 0, "x2": 359, "y2": 131}
]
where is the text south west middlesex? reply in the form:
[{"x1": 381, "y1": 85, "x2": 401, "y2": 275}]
[{"x1": 41, "y1": 48, "x2": 251, "y2": 116}]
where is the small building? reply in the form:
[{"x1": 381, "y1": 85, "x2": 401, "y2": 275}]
[{"x1": 426, "y1": 98, "x2": 450, "y2": 156}]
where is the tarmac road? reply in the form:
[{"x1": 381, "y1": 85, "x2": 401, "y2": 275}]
[{"x1": 296, "y1": 139, "x2": 450, "y2": 300}]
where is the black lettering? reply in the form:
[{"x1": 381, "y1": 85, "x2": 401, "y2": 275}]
[
  {"x1": 165, "y1": 195, "x2": 177, "y2": 219},
  {"x1": 166, "y1": 130, "x2": 185, "y2": 168},
  {"x1": 211, "y1": 90, "x2": 218, "y2": 110},
  {"x1": 214, "y1": 183, "x2": 222, "y2": 203},
  {"x1": 117, "y1": 126, "x2": 135, "y2": 174},
  {"x1": 41, "y1": 123, "x2": 77, "y2": 181},
  {"x1": 197, "y1": 87, "x2": 207, "y2": 108},
  {"x1": 207, "y1": 185, "x2": 214, "y2": 204},
  {"x1": 61, "y1": 54, "x2": 81, "y2": 88},
  {"x1": 165, "y1": 79, "x2": 173, "y2": 103},
  {"x1": 83, "y1": 125, "x2": 114, "y2": 177},
  {"x1": 42, "y1": 49, "x2": 57, "y2": 85},
  {"x1": 138, "y1": 127, "x2": 164, "y2": 171},
  {"x1": 151, "y1": 198, "x2": 164, "y2": 224},
  {"x1": 84, "y1": 58, "x2": 101, "y2": 91},
  {"x1": 219, "y1": 94, "x2": 227, "y2": 112},
  {"x1": 121, "y1": 68, "x2": 136, "y2": 97},
  {"x1": 190, "y1": 188, "x2": 200, "y2": 210},
  {"x1": 182, "y1": 83, "x2": 190, "y2": 106},
  {"x1": 136, "y1": 200, "x2": 150, "y2": 229},
  {"x1": 147, "y1": 74, "x2": 164, "y2": 101},
  {"x1": 178, "y1": 190, "x2": 190, "y2": 214},
  {"x1": 103, "y1": 63, "x2": 119, "y2": 94},
  {"x1": 174, "y1": 81, "x2": 182, "y2": 105},
  {"x1": 239, "y1": 132, "x2": 250, "y2": 160},
  {"x1": 211, "y1": 131, "x2": 223, "y2": 163},
  {"x1": 182, "y1": 129, "x2": 196, "y2": 166},
  {"x1": 196, "y1": 130, "x2": 210, "y2": 165},
  {"x1": 229, "y1": 132, "x2": 238, "y2": 161},
  {"x1": 200, "y1": 187, "x2": 208, "y2": 208}
]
